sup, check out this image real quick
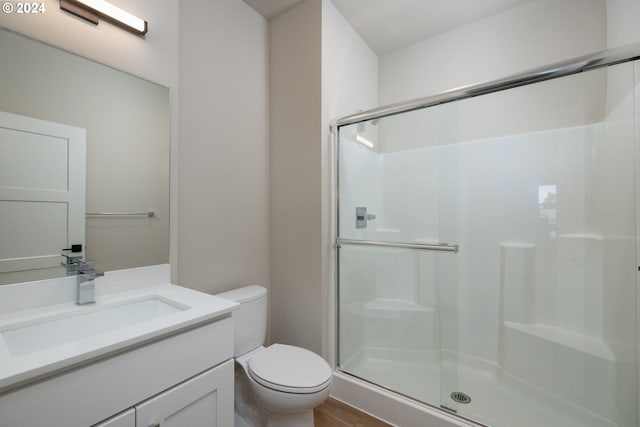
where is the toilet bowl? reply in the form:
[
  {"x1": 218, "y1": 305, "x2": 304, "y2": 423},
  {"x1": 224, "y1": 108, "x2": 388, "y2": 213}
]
[{"x1": 216, "y1": 285, "x2": 332, "y2": 427}]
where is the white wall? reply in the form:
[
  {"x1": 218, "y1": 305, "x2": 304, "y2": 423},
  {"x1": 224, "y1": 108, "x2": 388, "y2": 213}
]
[
  {"x1": 605, "y1": 1, "x2": 640, "y2": 421},
  {"x1": 379, "y1": 0, "x2": 606, "y2": 105},
  {"x1": 177, "y1": 0, "x2": 270, "y2": 296},
  {"x1": 607, "y1": 0, "x2": 640, "y2": 48},
  {"x1": 322, "y1": 0, "x2": 378, "y2": 120},
  {"x1": 635, "y1": 56, "x2": 640, "y2": 427}
]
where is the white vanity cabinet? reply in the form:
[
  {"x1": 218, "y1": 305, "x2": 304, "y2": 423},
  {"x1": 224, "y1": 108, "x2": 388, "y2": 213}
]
[
  {"x1": 94, "y1": 409, "x2": 135, "y2": 427},
  {"x1": 0, "y1": 316, "x2": 235, "y2": 427},
  {"x1": 95, "y1": 360, "x2": 233, "y2": 427}
]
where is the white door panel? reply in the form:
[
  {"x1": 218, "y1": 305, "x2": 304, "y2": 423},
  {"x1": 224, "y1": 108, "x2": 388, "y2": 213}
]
[{"x1": 0, "y1": 111, "x2": 86, "y2": 278}]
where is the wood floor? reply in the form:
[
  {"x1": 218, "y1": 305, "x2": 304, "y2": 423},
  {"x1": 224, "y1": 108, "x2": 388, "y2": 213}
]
[{"x1": 314, "y1": 398, "x2": 392, "y2": 427}]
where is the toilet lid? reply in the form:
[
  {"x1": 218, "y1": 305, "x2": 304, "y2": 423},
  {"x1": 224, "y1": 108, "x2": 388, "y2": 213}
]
[{"x1": 248, "y1": 344, "x2": 332, "y2": 393}]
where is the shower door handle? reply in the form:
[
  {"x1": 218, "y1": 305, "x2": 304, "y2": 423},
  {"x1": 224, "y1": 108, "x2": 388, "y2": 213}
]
[{"x1": 356, "y1": 207, "x2": 376, "y2": 228}]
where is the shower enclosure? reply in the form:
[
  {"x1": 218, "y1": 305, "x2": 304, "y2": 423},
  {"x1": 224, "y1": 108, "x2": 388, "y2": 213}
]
[{"x1": 335, "y1": 45, "x2": 640, "y2": 427}]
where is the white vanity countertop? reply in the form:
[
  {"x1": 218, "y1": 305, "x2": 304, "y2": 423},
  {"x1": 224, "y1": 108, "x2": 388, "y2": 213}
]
[{"x1": 0, "y1": 266, "x2": 237, "y2": 393}]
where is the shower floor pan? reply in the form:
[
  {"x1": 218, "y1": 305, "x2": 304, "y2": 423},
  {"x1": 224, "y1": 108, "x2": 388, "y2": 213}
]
[{"x1": 341, "y1": 348, "x2": 619, "y2": 427}]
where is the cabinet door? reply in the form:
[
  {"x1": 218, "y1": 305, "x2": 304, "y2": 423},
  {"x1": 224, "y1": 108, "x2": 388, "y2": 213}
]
[
  {"x1": 136, "y1": 360, "x2": 234, "y2": 427},
  {"x1": 93, "y1": 408, "x2": 135, "y2": 427}
]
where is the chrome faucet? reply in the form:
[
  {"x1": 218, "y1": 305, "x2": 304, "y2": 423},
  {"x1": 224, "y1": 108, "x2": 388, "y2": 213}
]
[
  {"x1": 75, "y1": 259, "x2": 103, "y2": 305},
  {"x1": 61, "y1": 250, "x2": 103, "y2": 305}
]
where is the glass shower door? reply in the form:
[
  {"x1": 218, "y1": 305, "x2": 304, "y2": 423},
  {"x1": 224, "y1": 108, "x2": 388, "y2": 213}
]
[
  {"x1": 336, "y1": 101, "x2": 461, "y2": 413},
  {"x1": 336, "y1": 56, "x2": 638, "y2": 427}
]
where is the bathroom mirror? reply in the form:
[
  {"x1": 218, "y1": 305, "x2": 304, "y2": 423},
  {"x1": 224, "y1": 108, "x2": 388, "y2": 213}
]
[{"x1": 0, "y1": 28, "x2": 170, "y2": 285}]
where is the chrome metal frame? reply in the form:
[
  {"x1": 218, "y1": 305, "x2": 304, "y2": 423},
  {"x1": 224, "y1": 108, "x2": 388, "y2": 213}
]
[
  {"x1": 86, "y1": 211, "x2": 155, "y2": 217},
  {"x1": 335, "y1": 41, "x2": 640, "y2": 127},
  {"x1": 336, "y1": 238, "x2": 458, "y2": 253}
]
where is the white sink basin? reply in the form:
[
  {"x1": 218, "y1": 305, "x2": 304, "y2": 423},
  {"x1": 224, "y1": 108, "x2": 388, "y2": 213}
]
[
  {"x1": 1, "y1": 296, "x2": 185, "y2": 356},
  {"x1": 0, "y1": 268, "x2": 238, "y2": 394}
]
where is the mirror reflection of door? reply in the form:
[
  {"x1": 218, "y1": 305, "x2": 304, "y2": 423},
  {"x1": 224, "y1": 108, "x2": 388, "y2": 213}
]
[{"x1": 0, "y1": 111, "x2": 86, "y2": 284}]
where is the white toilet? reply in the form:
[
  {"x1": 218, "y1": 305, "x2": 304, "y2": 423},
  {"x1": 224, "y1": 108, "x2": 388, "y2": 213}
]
[{"x1": 216, "y1": 285, "x2": 332, "y2": 427}]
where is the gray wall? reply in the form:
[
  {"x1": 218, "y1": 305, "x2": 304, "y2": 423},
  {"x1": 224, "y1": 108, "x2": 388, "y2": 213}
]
[{"x1": 177, "y1": 0, "x2": 270, "y2": 297}]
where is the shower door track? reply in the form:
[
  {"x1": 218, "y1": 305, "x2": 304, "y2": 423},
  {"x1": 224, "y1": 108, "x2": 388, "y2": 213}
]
[
  {"x1": 336, "y1": 369, "x2": 489, "y2": 427},
  {"x1": 335, "y1": 41, "x2": 640, "y2": 127},
  {"x1": 336, "y1": 238, "x2": 458, "y2": 253}
]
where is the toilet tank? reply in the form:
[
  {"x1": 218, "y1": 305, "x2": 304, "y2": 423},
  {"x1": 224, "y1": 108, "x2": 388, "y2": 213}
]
[{"x1": 216, "y1": 285, "x2": 267, "y2": 357}]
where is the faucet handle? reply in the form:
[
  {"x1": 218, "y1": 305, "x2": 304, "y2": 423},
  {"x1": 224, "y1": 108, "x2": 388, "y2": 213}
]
[
  {"x1": 77, "y1": 258, "x2": 96, "y2": 272},
  {"x1": 61, "y1": 251, "x2": 83, "y2": 269},
  {"x1": 61, "y1": 245, "x2": 83, "y2": 260}
]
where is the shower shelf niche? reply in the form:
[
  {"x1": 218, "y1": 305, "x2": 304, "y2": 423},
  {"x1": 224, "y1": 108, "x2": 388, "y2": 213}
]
[
  {"x1": 503, "y1": 321, "x2": 614, "y2": 360},
  {"x1": 341, "y1": 298, "x2": 438, "y2": 354},
  {"x1": 364, "y1": 298, "x2": 434, "y2": 320},
  {"x1": 501, "y1": 321, "x2": 617, "y2": 422}
]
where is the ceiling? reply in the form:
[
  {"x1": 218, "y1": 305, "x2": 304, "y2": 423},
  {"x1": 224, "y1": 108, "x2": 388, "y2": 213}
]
[
  {"x1": 242, "y1": 0, "x2": 304, "y2": 21},
  {"x1": 242, "y1": 0, "x2": 530, "y2": 55}
]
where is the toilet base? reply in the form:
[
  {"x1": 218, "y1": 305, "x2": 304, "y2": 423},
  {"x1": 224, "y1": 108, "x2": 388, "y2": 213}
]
[
  {"x1": 265, "y1": 409, "x2": 314, "y2": 427},
  {"x1": 235, "y1": 412, "x2": 254, "y2": 427},
  {"x1": 234, "y1": 404, "x2": 315, "y2": 427}
]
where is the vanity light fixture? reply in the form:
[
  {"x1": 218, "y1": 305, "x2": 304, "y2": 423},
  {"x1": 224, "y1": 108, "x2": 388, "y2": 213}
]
[{"x1": 60, "y1": 0, "x2": 148, "y2": 36}]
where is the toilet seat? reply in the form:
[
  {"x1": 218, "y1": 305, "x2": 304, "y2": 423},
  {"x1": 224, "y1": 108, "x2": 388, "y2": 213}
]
[{"x1": 247, "y1": 344, "x2": 332, "y2": 394}]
